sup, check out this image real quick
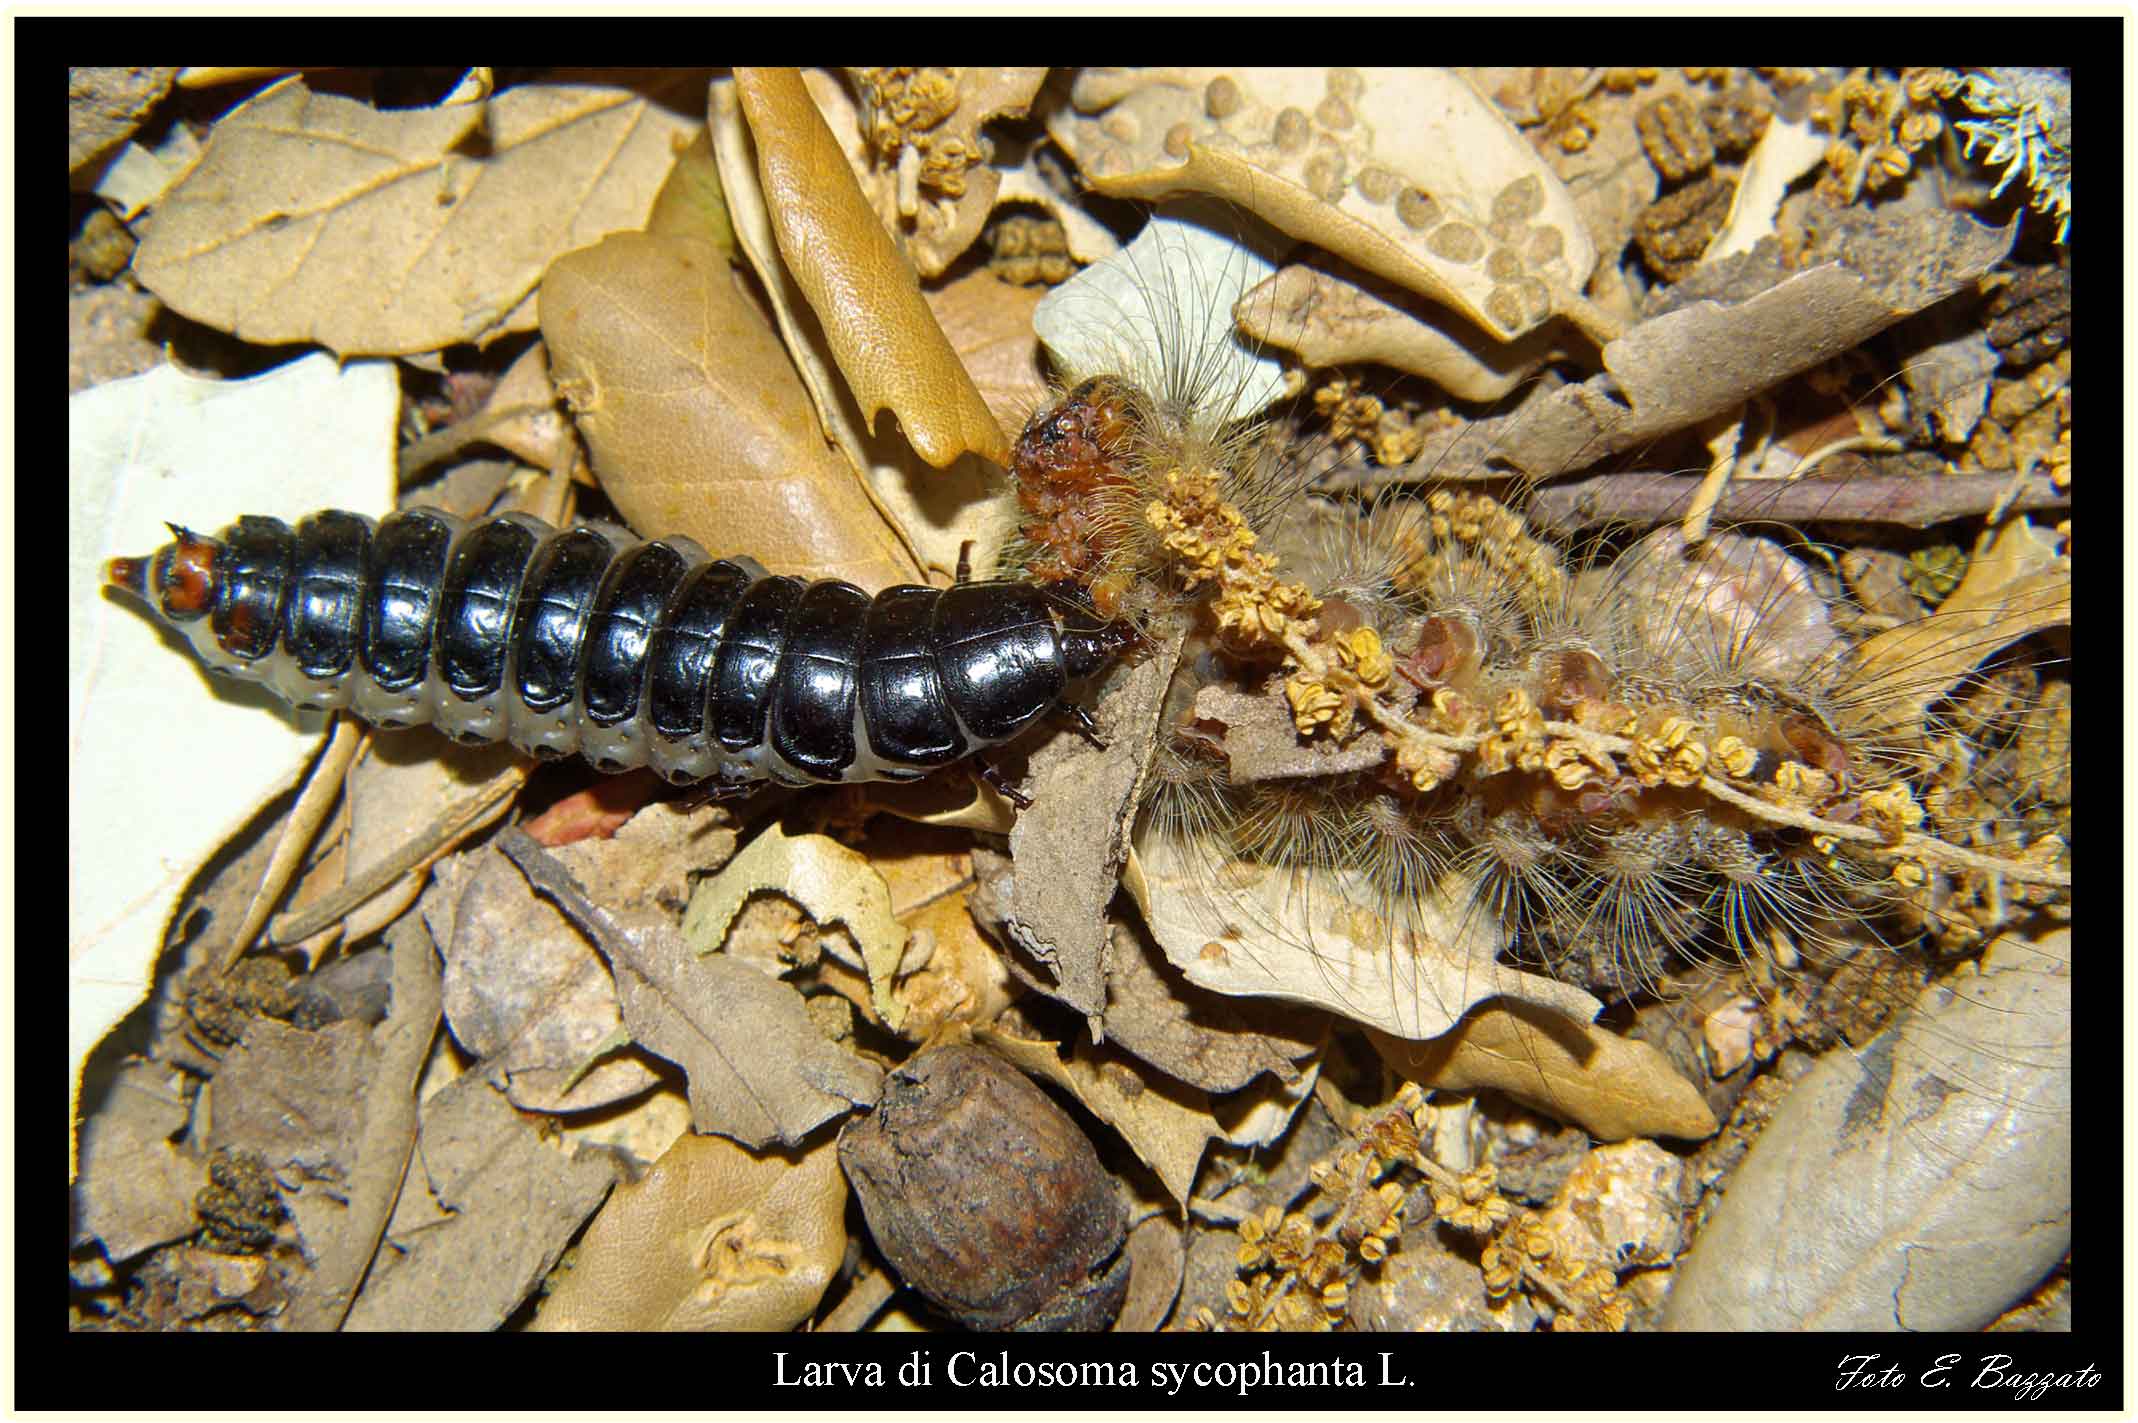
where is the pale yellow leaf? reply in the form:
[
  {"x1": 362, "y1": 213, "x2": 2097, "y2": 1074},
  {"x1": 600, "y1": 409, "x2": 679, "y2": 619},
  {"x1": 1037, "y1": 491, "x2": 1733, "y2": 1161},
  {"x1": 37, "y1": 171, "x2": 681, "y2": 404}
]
[
  {"x1": 531, "y1": 1131, "x2": 847, "y2": 1331},
  {"x1": 682, "y1": 820, "x2": 910, "y2": 1032},
  {"x1": 1369, "y1": 1002, "x2": 1720, "y2": 1142}
]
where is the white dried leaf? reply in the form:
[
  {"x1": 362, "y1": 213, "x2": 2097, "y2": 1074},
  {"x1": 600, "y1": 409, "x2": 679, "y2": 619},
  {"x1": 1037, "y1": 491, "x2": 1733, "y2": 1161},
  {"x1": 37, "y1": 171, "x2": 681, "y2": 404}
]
[
  {"x1": 70, "y1": 353, "x2": 397, "y2": 1172},
  {"x1": 1124, "y1": 831, "x2": 1600, "y2": 1041},
  {"x1": 1034, "y1": 202, "x2": 1291, "y2": 425}
]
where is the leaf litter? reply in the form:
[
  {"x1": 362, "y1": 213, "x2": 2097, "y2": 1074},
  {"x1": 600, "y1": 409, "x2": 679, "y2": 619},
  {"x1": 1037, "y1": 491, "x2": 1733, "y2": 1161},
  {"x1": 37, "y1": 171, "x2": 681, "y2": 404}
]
[{"x1": 69, "y1": 65, "x2": 2073, "y2": 1341}]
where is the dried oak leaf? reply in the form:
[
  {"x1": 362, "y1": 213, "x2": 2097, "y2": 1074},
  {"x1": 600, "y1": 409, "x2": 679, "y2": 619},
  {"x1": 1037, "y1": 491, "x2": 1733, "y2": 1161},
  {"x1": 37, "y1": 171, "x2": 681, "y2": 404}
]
[
  {"x1": 709, "y1": 78, "x2": 1009, "y2": 584},
  {"x1": 469, "y1": 340, "x2": 576, "y2": 476},
  {"x1": 530, "y1": 1130, "x2": 848, "y2": 1331},
  {"x1": 69, "y1": 66, "x2": 179, "y2": 180},
  {"x1": 1114, "y1": 1212, "x2": 1187, "y2": 1332},
  {"x1": 541, "y1": 231, "x2": 920, "y2": 589},
  {"x1": 858, "y1": 824, "x2": 1016, "y2": 1041},
  {"x1": 925, "y1": 268, "x2": 1051, "y2": 446},
  {"x1": 503, "y1": 828, "x2": 882, "y2": 1149},
  {"x1": 205, "y1": 1019, "x2": 376, "y2": 1181},
  {"x1": 1101, "y1": 921, "x2": 1325, "y2": 1096},
  {"x1": 1368, "y1": 999, "x2": 1720, "y2": 1142},
  {"x1": 1464, "y1": 207, "x2": 2017, "y2": 479},
  {"x1": 341, "y1": 1071, "x2": 618, "y2": 1331},
  {"x1": 134, "y1": 76, "x2": 695, "y2": 356},
  {"x1": 1663, "y1": 930, "x2": 2070, "y2": 1331},
  {"x1": 1054, "y1": 68, "x2": 1599, "y2": 344},
  {"x1": 683, "y1": 819, "x2": 911, "y2": 1033},
  {"x1": 644, "y1": 127, "x2": 737, "y2": 256},
  {"x1": 734, "y1": 67, "x2": 1009, "y2": 470},
  {"x1": 71, "y1": 1061, "x2": 203, "y2": 1263},
  {"x1": 998, "y1": 628, "x2": 1186, "y2": 1021}
]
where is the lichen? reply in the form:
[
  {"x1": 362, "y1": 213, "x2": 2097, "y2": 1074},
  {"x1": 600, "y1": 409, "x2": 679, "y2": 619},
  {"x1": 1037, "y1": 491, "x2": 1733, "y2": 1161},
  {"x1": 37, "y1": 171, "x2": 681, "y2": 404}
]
[{"x1": 1951, "y1": 68, "x2": 2072, "y2": 242}]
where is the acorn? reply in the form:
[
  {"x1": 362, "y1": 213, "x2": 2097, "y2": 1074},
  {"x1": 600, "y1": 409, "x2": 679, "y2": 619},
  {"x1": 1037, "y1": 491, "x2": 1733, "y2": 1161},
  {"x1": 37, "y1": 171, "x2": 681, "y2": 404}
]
[{"x1": 838, "y1": 1044, "x2": 1129, "y2": 1331}]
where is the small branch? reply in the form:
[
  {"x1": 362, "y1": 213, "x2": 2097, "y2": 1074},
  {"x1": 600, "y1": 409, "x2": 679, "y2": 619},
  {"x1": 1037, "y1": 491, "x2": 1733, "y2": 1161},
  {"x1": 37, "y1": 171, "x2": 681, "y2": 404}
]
[
  {"x1": 1525, "y1": 469, "x2": 2070, "y2": 536},
  {"x1": 218, "y1": 719, "x2": 364, "y2": 973}
]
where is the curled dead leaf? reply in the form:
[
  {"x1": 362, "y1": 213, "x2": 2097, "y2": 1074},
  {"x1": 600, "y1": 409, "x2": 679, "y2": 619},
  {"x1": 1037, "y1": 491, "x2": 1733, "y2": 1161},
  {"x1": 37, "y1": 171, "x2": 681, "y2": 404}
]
[
  {"x1": 1054, "y1": 68, "x2": 1600, "y2": 344},
  {"x1": 734, "y1": 67, "x2": 1009, "y2": 470},
  {"x1": 1240, "y1": 258, "x2": 1568, "y2": 404},
  {"x1": 682, "y1": 819, "x2": 912, "y2": 1033},
  {"x1": 1125, "y1": 829, "x2": 1600, "y2": 1044},
  {"x1": 1841, "y1": 519, "x2": 2070, "y2": 742}
]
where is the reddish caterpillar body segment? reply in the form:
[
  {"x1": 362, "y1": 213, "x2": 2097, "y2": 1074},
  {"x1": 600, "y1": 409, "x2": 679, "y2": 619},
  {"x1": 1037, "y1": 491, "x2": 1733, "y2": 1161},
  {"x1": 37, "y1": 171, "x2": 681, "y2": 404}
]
[{"x1": 106, "y1": 509, "x2": 1133, "y2": 800}]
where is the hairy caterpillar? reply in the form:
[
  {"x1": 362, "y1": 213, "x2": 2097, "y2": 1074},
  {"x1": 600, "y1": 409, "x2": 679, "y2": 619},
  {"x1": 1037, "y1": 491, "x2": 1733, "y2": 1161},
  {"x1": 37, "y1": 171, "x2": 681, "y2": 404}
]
[
  {"x1": 1007, "y1": 204, "x2": 2071, "y2": 1087},
  {"x1": 104, "y1": 510, "x2": 1134, "y2": 806}
]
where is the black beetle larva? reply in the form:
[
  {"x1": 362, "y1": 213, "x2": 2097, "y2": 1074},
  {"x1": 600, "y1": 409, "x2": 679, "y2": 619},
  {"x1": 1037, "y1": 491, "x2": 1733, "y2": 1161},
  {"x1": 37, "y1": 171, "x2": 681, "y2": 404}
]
[{"x1": 105, "y1": 508, "x2": 1137, "y2": 806}]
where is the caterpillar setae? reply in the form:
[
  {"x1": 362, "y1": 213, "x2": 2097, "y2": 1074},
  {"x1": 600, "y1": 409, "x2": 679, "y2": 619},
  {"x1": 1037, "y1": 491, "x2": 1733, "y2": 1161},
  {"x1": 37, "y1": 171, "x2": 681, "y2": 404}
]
[
  {"x1": 104, "y1": 510, "x2": 1134, "y2": 806},
  {"x1": 1001, "y1": 203, "x2": 2071, "y2": 1076}
]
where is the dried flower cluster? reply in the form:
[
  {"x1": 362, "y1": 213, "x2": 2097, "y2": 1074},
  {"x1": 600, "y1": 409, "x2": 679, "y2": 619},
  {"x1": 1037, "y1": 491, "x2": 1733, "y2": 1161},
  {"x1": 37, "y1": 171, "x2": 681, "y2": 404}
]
[
  {"x1": 849, "y1": 67, "x2": 986, "y2": 200},
  {"x1": 1142, "y1": 462, "x2": 2069, "y2": 907},
  {"x1": 1810, "y1": 67, "x2": 1956, "y2": 206},
  {"x1": 1311, "y1": 376, "x2": 1437, "y2": 468}
]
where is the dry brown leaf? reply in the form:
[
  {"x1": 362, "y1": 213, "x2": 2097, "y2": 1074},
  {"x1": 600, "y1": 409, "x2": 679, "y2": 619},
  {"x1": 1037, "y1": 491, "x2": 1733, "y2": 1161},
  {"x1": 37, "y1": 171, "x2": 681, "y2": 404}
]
[
  {"x1": 134, "y1": 76, "x2": 696, "y2": 356},
  {"x1": 1100, "y1": 922, "x2": 1324, "y2": 1096},
  {"x1": 69, "y1": 67, "x2": 179, "y2": 179},
  {"x1": 342, "y1": 1071, "x2": 618, "y2": 1331},
  {"x1": 1113, "y1": 1212, "x2": 1186, "y2": 1332},
  {"x1": 1054, "y1": 68, "x2": 1599, "y2": 344},
  {"x1": 734, "y1": 67, "x2": 1010, "y2": 470},
  {"x1": 205, "y1": 1019, "x2": 376, "y2": 1180},
  {"x1": 999, "y1": 628, "x2": 1186, "y2": 1020},
  {"x1": 541, "y1": 231, "x2": 920, "y2": 588},
  {"x1": 1240, "y1": 259, "x2": 1567, "y2": 404},
  {"x1": 1369, "y1": 1000, "x2": 1720, "y2": 1142},
  {"x1": 424, "y1": 848, "x2": 658, "y2": 1114},
  {"x1": 502, "y1": 829, "x2": 882, "y2": 1149},
  {"x1": 1459, "y1": 207, "x2": 2017, "y2": 480},
  {"x1": 861, "y1": 824, "x2": 1015, "y2": 1040},
  {"x1": 1126, "y1": 828, "x2": 1600, "y2": 1044},
  {"x1": 70, "y1": 1062, "x2": 202, "y2": 1263},
  {"x1": 1842, "y1": 519, "x2": 2071, "y2": 742},
  {"x1": 1665, "y1": 929, "x2": 2070, "y2": 1331},
  {"x1": 923, "y1": 269, "x2": 1051, "y2": 453},
  {"x1": 710, "y1": 80, "x2": 1004, "y2": 584},
  {"x1": 551, "y1": 800, "x2": 741, "y2": 920},
  {"x1": 644, "y1": 127, "x2": 737, "y2": 255},
  {"x1": 981, "y1": 1031, "x2": 1220, "y2": 1209},
  {"x1": 472, "y1": 341, "x2": 575, "y2": 475},
  {"x1": 531, "y1": 1131, "x2": 847, "y2": 1331},
  {"x1": 682, "y1": 819, "x2": 910, "y2": 1032}
]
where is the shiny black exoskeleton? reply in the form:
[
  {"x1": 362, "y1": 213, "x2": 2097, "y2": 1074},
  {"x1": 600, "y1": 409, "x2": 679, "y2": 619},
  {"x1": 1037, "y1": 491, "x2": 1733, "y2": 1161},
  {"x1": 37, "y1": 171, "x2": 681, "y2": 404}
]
[{"x1": 106, "y1": 508, "x2": 1134, "y2": 802}]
